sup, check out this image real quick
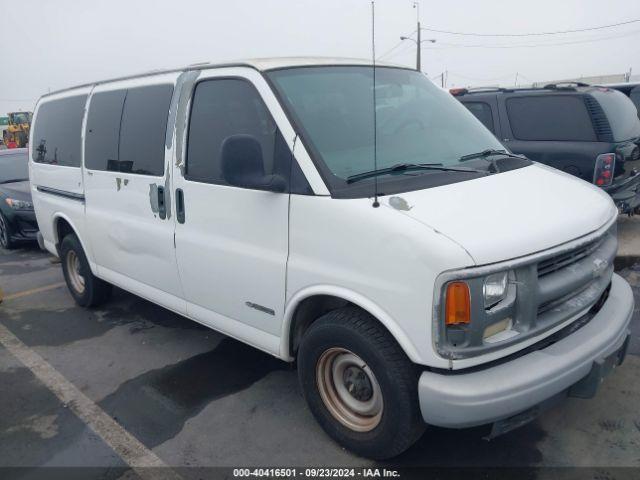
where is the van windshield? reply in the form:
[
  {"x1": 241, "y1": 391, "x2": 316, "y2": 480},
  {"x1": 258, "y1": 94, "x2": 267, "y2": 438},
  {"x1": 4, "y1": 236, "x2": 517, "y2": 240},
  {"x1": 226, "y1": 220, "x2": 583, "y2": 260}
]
[{"x1": 268, "y1": 66, "x2": 511, "y2": 197}]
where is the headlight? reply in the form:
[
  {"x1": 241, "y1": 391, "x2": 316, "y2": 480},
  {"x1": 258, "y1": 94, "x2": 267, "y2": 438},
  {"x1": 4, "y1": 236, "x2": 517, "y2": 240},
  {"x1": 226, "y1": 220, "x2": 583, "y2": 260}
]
[
  {"x1": 483, "y1": 271, "x2": 509, "y2": 308},
  {"x1": 5, "y1": 198, "x2": 34, "y2": 210}
]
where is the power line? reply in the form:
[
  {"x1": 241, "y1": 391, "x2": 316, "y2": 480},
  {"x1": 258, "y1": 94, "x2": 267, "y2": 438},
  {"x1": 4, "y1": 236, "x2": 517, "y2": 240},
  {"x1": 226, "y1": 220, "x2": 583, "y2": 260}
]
[
  {"x1": 422, "y1": 18, "x2": 640, "y2": 37},
  {"x1": 381, "y1": 42, "x2": 416, "y2": 60},
  {"x1": 423, "y1": 29, "x2": 640, "y2": 49},
  {"x1": 447, "y1": 71, "x2": 515, "y2": 82},
  {"x1": 377, "y1": 29, "x2": 416, "y2": 59},
  {"x1": 377, "y1": 41, "x2": 406, "y2": 59}
]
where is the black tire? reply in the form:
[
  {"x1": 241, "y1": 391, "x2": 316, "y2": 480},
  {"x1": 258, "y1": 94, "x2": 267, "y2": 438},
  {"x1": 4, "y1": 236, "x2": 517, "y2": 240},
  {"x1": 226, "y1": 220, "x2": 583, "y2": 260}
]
[
  {"x1": 0, "y1": 213, "x2": 16, "y2": 249},
  {"x1": 298, "y1": 306, "x2": 425, "y2": 459},
  {"x1": 60, "y1": 233, "x2": 111, "y2": 307}
]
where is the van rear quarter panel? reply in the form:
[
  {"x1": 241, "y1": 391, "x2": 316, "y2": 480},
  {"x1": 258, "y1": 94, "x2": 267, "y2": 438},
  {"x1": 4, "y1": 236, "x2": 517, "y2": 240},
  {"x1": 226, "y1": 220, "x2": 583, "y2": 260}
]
[
  {"x1": 29, "y1": 88, "x2": 93, "y2": 262},
  {"x1": 285, "y1": 194, "x2": 474, "y2": 368}
]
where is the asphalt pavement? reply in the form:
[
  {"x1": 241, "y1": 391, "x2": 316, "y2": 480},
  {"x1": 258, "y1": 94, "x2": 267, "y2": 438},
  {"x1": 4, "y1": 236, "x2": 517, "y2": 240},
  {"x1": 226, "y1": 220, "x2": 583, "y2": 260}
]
[{"x1": 0, "y1": 237, "x2": 639, "y2": 479}]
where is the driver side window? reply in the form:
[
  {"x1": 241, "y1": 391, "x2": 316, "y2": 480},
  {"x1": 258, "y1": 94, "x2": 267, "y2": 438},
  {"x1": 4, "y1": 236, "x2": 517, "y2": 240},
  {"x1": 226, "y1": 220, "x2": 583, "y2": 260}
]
[{"x1": 186, "y1": 78, "x2": 288, "y2": 187}]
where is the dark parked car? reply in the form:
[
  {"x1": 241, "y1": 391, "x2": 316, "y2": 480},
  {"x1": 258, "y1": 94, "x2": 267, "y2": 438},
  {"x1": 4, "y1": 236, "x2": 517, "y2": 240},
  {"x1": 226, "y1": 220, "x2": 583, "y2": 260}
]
[
  {"x1": 602, "y1": 82, "x2": 640, "y2": 116},
  {"x1": 451, "y1": 84, "x2": 640, "y2": 213},
  {"x1": 0, "y1": 148, "x2": 38, "y2": 248}
]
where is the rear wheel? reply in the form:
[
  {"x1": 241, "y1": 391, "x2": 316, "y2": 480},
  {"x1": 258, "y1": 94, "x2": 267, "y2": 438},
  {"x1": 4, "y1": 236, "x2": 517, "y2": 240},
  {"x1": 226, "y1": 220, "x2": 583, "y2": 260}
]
[
  {"x1": 0, "y1": 213, "x2": 16, "y2": 249},
  {"x1": 297, "y1": 307, "x2": 425, "y2": 459},
  {"x1": 60, "y1": 234, "x2": 111, "y2": 307}
]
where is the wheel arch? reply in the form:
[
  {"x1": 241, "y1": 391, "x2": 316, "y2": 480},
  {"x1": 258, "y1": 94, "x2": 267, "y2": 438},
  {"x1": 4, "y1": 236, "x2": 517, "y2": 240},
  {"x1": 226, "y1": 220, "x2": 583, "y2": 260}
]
[
  {"x1": 281, "y1": 285, "x2": 421, "y2": 364},
  {"x1": 52, "y1": 213, "x2": 95, "y2": 271}
]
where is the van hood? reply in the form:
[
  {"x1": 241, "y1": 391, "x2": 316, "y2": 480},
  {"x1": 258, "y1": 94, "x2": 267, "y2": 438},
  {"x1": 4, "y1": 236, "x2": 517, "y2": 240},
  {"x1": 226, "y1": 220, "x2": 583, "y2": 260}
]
[{"x1": 384, "y1": 164, "x2": 616, "y2": 266}]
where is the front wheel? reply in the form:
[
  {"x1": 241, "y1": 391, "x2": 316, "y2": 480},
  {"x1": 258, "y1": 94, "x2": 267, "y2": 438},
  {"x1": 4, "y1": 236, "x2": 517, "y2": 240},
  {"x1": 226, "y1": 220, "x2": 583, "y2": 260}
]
[
  {"x1": 297, "y1": 307, "x2": 425, "y2": 459},
  {"x1": 60, "y1": 233, "x2": 112, "y2": 307},
  {"x1": 0, "y1": 213, "x2": 16, "y2": 249}
]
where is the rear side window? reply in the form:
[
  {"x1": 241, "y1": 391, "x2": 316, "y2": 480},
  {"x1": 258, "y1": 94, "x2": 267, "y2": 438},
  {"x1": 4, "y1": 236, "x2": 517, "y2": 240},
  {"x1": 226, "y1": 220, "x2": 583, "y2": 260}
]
[
  {"x1": 85, "y1": 90, "x2": 127, "y2": 171},
  {"x1": 84, "y1": 84, "x2": 173, "y2": 175},
  {"x1": 506, "y1": 95, "x2": 597, "y2": 142},
  {"x1": 187, "y1": 79, "x2": 281, "y2": 185},
  {"x1": 462, "y1": 102, "x2": 494, "y2": 133},
  {"x1": 32, "y1": 95, "x2": 87, "y2": 166},
  {"x1": 590, "y1": 89, "x2": 640, "y2": 141},
  {"x1": 118, "y1": 85, "x2": 173, "y2": 175}
]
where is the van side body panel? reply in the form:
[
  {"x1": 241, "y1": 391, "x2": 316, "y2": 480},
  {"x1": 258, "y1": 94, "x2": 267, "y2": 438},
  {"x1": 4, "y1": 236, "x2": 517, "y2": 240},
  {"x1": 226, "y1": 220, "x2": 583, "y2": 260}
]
[
  {"x1": 29, "y1": 87, "x2": 93, "y2": 261},
  {"x1": 284, "y1": 194, "x2": 475, "y2": 368},
  {"x1": 172, "y1": 67, "x2": 296, "y2": 355},
  {"x1": 83, "y1": 73, "x2": 185, "y2": 310}
]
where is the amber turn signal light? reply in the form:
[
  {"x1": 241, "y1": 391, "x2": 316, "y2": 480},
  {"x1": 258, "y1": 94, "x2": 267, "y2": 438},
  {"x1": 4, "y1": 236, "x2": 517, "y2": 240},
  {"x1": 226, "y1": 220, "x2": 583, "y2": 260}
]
[{"x1": 445, "y1": 281, "x2": 471, "y2": 325}]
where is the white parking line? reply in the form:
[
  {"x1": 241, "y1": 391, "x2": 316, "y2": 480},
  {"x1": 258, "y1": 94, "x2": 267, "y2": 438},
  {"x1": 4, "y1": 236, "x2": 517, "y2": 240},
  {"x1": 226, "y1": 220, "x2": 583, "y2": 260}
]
[{"x1": 0, "y1": 322, "x2": 182, "y2": 480}]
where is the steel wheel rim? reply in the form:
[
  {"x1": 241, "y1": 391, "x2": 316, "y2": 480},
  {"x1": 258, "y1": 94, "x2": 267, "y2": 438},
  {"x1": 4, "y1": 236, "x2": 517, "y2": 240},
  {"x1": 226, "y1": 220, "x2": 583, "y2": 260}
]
[
  {"x1": 316, "y1": 347, "x2": 383, "y2": 432},
  {"x1": 66, "y1": 250, "x2": 85, "y2": 294},
  {"x1": 0, "y1": 216, "x2": 7, "y2": 248}
]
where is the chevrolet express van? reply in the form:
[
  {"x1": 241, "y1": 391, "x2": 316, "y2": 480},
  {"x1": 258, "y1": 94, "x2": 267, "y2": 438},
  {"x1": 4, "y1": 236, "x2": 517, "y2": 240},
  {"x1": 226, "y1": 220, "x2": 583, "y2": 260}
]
[{"x1": 30, "y1": 58, "x2": 633, "y2": 459}]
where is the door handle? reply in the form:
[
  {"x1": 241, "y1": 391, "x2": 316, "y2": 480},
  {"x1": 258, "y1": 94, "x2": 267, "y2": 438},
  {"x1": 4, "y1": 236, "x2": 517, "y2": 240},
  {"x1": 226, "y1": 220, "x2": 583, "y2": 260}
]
[
  {"x1": 176, "y1": 188, "x2": 185, "y2": 224},
  {"x1": 157, "y1": 186, "x2": 166, "y2": 220}
]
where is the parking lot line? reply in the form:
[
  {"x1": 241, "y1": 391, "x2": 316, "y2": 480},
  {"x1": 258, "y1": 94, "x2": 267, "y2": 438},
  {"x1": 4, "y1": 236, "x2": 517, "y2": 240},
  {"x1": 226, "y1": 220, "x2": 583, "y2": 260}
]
[
  {"x1": 0, "y1": 322, "x2": 183, "y2": 480},
  {"x1": 1, "y1": 282, "x2": 66, "y2": 302}
]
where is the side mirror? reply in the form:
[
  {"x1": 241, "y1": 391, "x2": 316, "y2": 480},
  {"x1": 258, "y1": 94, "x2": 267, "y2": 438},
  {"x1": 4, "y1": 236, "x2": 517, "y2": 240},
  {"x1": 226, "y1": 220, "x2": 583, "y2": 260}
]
[{"x1": 221, "y1": 134, "x2": 287, "y2": 193}]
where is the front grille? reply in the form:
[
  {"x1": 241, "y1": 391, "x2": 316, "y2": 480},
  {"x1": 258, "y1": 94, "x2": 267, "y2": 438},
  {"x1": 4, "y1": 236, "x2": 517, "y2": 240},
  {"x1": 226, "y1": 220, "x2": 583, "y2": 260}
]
[
  {"x1": 537, "y1": 282, "x2": 592, "y2": 315},
  {"x1": 437, "y1": 221, "x2": 617, "y2": 360},
  {"x1": 537, "y1": 238, "x2": 603, "y2": 277},
  {"x1": 535, "y1": 226, "x2": 616, "y2": 322},
  {"x1": 440, "y1": 283, "x2": 611, "y2": 374}
]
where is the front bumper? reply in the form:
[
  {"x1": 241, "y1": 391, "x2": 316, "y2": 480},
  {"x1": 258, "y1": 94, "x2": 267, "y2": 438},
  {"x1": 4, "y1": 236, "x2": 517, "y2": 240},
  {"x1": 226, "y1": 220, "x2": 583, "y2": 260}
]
[
  {"x1": 418, "y1": 273, "x2": 634, "y2": 428},
  {"x1": 8, "y1": 210, "x2": 38, "y2": 241}
]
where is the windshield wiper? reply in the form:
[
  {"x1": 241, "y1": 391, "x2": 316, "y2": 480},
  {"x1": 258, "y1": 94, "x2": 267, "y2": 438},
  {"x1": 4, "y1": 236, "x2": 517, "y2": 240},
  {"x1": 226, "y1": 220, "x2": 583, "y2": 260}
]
[
  {"x1": 0, "y1": 178, "x2": 29, "y2": 185},
  {"x1": 459, "y1": 149, "x2": 526, "y2": 173},
  {"x1": 346, "y1": 163, "x2": 488, "y2": 184},
  {"x1": 459, "y1": 149, "x2": 524, "y2": 162}
]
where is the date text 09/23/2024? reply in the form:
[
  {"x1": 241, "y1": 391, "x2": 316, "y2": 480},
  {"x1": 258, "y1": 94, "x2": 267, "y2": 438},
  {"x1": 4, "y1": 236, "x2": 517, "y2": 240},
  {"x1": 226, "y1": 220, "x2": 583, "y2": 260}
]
[{"x1": 232, "y1": 468, "x2": 400, "y2": 478}]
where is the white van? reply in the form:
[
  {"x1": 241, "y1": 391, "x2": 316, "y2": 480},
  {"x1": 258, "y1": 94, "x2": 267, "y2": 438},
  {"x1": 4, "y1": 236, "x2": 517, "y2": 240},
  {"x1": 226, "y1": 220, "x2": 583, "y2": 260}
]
[{"x1": 30, "y1": 58, "x2": 633, "y2": 459}]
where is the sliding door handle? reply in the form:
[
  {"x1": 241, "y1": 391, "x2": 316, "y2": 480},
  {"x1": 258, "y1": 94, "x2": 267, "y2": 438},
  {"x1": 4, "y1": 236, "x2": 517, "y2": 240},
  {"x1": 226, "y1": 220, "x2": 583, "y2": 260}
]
[{"x1": 176, "y1": 188, "x2": 185, "y2": 224}]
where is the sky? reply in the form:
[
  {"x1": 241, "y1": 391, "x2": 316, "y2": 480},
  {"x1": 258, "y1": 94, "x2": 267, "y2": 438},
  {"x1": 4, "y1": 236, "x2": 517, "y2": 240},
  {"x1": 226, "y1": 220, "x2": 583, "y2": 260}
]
[{"x1": 1, "y1": 0, "x2": 639, "y2": 115}]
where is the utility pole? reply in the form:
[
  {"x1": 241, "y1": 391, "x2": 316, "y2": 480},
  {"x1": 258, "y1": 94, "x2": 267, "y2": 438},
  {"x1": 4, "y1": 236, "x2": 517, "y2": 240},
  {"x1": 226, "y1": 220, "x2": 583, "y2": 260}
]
[{"x1": 400, "y1": 2, "x2": 435, "y2": 73}]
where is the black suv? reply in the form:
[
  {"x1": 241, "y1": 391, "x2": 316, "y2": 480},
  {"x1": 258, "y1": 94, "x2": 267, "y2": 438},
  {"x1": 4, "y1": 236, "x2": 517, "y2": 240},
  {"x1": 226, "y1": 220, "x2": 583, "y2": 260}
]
[{"x1": 452, "y1": 84, "x2": 640, "y2": 213}]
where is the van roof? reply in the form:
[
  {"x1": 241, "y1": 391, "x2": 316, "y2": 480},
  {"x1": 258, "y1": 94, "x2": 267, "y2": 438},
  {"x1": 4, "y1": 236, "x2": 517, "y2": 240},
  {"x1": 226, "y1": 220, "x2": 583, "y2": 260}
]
[{"x1": 42, "y1": 57, "x2": 405, "y2": 98}]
